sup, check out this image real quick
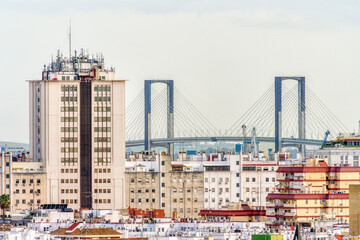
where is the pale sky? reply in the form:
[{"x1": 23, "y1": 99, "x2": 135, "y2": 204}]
[{"x1": 1, "y1": 0, "x2": 360, "y2": 143}]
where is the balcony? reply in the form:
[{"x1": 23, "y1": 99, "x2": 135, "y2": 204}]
[
  {"x1": 282, "y1": 176, "x2": 305, "y2": 181},
  {"x1": 274, "y1": 203, "x2": 284, "y2": 207},
  {"x1": 283, "y1": 203, "x2": 295, "y2": 208},
  {"x1": 294, "y1": 176, "x2": 305, "y2": 180},
  {"x1": 266, "y1": 210, "x2": 276, "y2": 216},
  {"x1": 284, "y1": 212, "x2": 296, "y2": 217},
  {"x1": 277, "y1": 210, "x2": 285, "y2": 216}
]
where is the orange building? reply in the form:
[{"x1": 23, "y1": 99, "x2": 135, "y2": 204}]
[
  {"x1": 128, "y1": 207, "x2": 165, "y2": 218},
  {"x1": 266, "y1": 158, "x2": 360, "y2": 226}
]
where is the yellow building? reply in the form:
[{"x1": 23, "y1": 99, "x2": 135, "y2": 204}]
[{"x1": 266, "y1": 158, "x2": 359, "y2": 226}]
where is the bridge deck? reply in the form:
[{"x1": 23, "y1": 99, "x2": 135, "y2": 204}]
[{"x1": 125, "y1": 137, "x2": 322, "y2": 147}]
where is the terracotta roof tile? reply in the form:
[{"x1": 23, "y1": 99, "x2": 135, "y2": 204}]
[{"x1": 50, "y1": 227, "x2": 122, "y2": 236}]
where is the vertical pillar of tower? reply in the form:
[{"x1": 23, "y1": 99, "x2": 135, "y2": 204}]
[
  {"x1": 298, "y1": 77, "x2": 306, "y2": 155},
  {"x1": 275, "y1": 77, "x2": 282, "y2": 152},
  {"x1": 167, "y1": 81, "x2": 174, "y2": 159},
  {"x1": 144, "y1": 81, "x2": 152, "y2": 151}
]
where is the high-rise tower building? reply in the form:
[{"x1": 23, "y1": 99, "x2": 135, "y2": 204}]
[{"x1": 29, "y1": 50, "x2": 125, "y2": 210}]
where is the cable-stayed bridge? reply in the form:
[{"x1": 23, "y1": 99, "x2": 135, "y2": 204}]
[{"x1": 126, "y1": 77, "x2": 348, "y2": 156}]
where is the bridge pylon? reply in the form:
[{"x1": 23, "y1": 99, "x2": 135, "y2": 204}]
[
  {"x1": 144, "y1": 80, "x2": 174, "y2": 157},
  {"x1": 275, "y1": 76, "x2": 306, "y2": 154}
]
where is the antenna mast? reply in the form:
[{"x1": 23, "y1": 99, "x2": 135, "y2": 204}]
[{"x1": 69, "y1": 19, "x2": 72, "y2": 58}]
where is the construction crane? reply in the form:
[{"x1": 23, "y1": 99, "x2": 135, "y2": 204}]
[
  {"x1": 242, "y1": 125, "x2": 247, "y2": 154},
  {"x1": 323, "y1": 130, "x2": 330, "y2": 145},
  {"x1": 251, "y1": 127, "x2": 259, "y2": 158}
]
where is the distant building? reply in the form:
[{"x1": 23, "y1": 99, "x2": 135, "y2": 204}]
[
  {"x1": 308, "y1": 135, "x2": 360, "y2": 166},
  {"x1": 29, "y1": 50, "x2": 126, "y2": 210}
]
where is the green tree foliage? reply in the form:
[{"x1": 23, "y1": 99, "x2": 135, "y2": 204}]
[{"x1": 0, "y1": 194, "x2": 10, "y2": 224}]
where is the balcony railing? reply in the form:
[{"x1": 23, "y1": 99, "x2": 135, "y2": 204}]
[
  {"x1": 283, "y1": 203, "x2": 295, "y2": 208},
  {"x1": 284, "y1": 212, "x2": 296, "y2": 217}
]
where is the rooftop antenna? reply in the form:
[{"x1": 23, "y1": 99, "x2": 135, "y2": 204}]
[{"x1": 68, "y1": 19, "x2": 72, "y2": 59}]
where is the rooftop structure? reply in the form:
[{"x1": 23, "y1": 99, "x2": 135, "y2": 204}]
[
  {"x1": 198, "y1": 204, "x2": 266, "y2": 222},
  {"x1": 308, "y1": 134, "x2": 360, "y2": 166},
  {"x1": 50, "y1": 223, "x2": 122, "y2": 239},
  {"x1": 42, "y1": 49, "x2": 114, "y2": 81}
]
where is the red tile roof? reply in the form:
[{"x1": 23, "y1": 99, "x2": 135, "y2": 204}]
[
  {"x1": 66, "y1": 222, "x2": 81, "y2": 232},
  {"x1": 51, "y1": 227, "x2": 122, "y2": 237}
]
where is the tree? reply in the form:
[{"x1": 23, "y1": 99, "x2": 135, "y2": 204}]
[{"x1": 0, "y1": 194, "x2": 10, "y2": 224}]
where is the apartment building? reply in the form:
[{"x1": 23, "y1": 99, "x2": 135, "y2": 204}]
[
  {"x1": 164, "y1": 153, "x2": 204, "y2": 218},
  {"x1": 0, "y1": 152, "x2": 46, "y2": 214},
  {"x1": 29, "y1": 50, "x2": 125, "y2": 210},
  {"x1": 125, "y1": 152, "x2": 161, "y2": 210},
  {"x1": 126, "y1": 152, "x2": 204, "y2": 218},
  {"x1": 126, "y1": 150, "x2": 277, "y2": 217},
  {"x1": 202, "y1": 153, "x2": 233, "y2": 210},
  {"x1": 266, "y1": 158, "x2": 360, "y2": 226},
  {"x1": 240, "y1": 161, "x2": 277, "y2": 207}
]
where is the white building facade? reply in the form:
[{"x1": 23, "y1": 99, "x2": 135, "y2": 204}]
[{"x1": 308, "y1": 148, "x2": 360, "y2": 166}]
